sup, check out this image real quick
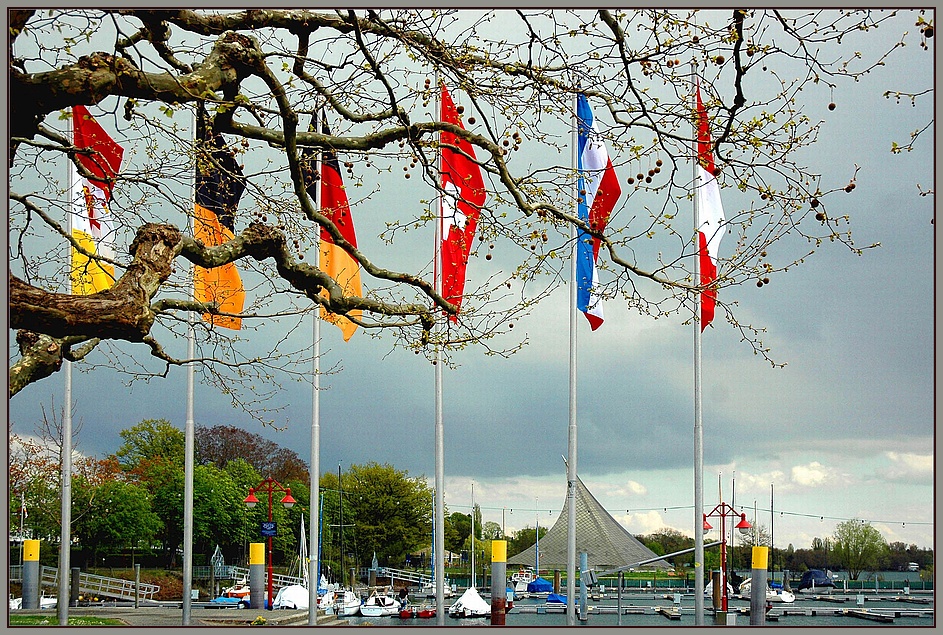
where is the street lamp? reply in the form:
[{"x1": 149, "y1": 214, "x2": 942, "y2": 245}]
[
  {"x1": 703, "y1": 502, "x2": 751, "y2": 614},
  {"x1": 245, "y1": 477, "x2": 297, "y2": 609}
]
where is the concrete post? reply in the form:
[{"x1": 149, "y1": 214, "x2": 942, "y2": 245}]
[
  {"x1": 134, "y1": 564, "x2": 141, "y2": 609},
  {"x1": 70, "y1": 568, "x2": 80, "y2": 607},
  {"x1": 490, "y1": 540, "x2": 507, "y2": 625},
  {"x1": 749, "y1": 546, "x2": 769, "y2": 626},
  {"x1": 21, "y1": 540, "x2": 40, "y2": 609},
  {"x1": 249, "y1": 543, "x2": 265, "y2": 610}
]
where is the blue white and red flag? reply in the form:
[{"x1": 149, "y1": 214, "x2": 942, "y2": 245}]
[{"x1": 575, "y1": 94, "x2": 621, "y2": 330}]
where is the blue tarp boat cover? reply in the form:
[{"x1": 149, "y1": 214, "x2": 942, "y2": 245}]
[
  {"x1": 546, "y1": 593, "x2": 567, "y2": 604},
  {"x1": 527, "y1": 576, "x2": 553, "y2": 593}
]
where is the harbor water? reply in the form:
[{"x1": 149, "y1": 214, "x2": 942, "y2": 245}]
[{"x1": 342, "y1": 588, "x2": 934, "y2": 628}]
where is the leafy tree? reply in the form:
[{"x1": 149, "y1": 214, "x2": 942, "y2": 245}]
[
  {"x1": 481, "y1": 520, "x2": 503, "y2": 540},
  {"x1": 506, "y1": 524, "x2": 548, "y2": 560},
  {"x1": 115, "y1": 419, "x2": 185, "y2": 469},
  {"x1": 196, "y1": 424, "x2": 309, "y2": 482},
  {"x1": 832, "y1": 519, "x2": 889, "y2": 580},
  {"x1": 71, "y1": 478, "x2": 162, "y2": 569},
  {"x1": 445, "y1": 511, "x2": 471, "y2": 555},
  {"x1": 9, "y1": 10, "x2": 930, "y2": 425},
  {"x1": 340, "y1": 462, "x2": 432, "y2": 568}
]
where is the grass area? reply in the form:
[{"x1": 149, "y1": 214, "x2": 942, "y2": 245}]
[{"x1": 9, "y1": 615, "x2": 125, "y2": 626}]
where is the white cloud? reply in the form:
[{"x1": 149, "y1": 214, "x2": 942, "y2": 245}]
[
  {"x1": 790, "y1": 461, "x2": 832, "y2": 487},
  {"x1": 879, "y1": 452, "x2": 933, "y2": 482}
]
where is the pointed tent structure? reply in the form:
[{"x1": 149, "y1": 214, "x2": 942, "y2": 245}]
[{"x1": 507, "y1": 476, "x2": 672, "y2": 571}]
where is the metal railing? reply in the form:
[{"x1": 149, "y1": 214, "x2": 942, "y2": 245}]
[{"x1": 17, "y1": 566, "x2": 162, "y2": 601}]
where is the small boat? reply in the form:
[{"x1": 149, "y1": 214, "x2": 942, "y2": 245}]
[
  {"x1": 416, "y1": 603, "x2": 436, "y2": 619},
  {"x1": 704, "y1": 579, "x2": 735, "y2": 598},
  {"x1": 738, "y1": 578, "x2": 796, "y2": 604},
  {"x1": 447, "y1": 587, "x2": 490, "y2": 618},
  {"x1": 399, "y1": 604, "x2": 417, "y2": 619},
  {"x1": 336, "y1": 588, "x2": 362, "y2": 617},
  {"x1": 511, "y1": 567, "x2": 534, "y2": 598},
  {"x1": 9, "y1": 595, "x2": 57, "y2": 610},
  {"x1": 359, "y1": 587, "x2": 401, "y2": 617},
  {"x1": 419, "y1": 579, "x2": 454, "y2": 598},
  {"x1": 546, "y1": 592, "x2": 568, "y2": 605},
  {"x1": 220, "y1": 579, "x2": 250, "y2": 599}
]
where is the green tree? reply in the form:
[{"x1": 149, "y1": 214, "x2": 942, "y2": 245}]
[
  {"x1": 832, "y1": 519, "x2": 888, "y2": 580},
  {"x1": 507, "y1": 525, "x2": 548, "y2": 560},
  {"x1": 115, "y1": 419, "x2": 185, "y2": 469},
  {"x1": 71, "y1": 478, "x2": 161, "y2": 569},
  {"x1": 482, "y1": 521, "x2": 503, "y2": 541},
  {"x1": 341, "y1": 462, "x2": 432, "y2": 569},
  {"x1": 445, "y1": 511, "x2": 471, "y2": 555}
]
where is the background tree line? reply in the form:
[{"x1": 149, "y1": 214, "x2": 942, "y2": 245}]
[
  {"x1": 9, "y1": 414, "x2": 931, "y2": 579},
  {"x1": 10, "y1": 417, "x2": 433, "y2": 577},
  {"x1": 637, "y1": 522, "x2": 934, "y2": 581}
]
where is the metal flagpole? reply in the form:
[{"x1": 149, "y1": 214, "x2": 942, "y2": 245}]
[
  {"x1": 308, "y1": 112, "x2": 323, "y2": 625},
  {"x1": 433, "y1": 73, "x2": 447, "y2": 626},
  {"x1": 182, "y1": 108, "x2": 197, "y2": 625},
  {"x1": 58, "y1": 114, "x2": 75, "y2": 626},
  {"x1": 566, "y1": 88, "x2": 579, "y2": 627},
  {"x1": 691, "y1": 62, "x2": 706, "y2": 626},
  {"x1": 59, "y1": 364, "x2": 72, "y2": 624}
]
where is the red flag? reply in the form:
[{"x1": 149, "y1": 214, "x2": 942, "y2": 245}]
[
  {"x1": 695, "y1": 82, "x2": 725, "y2": 331},
  {"x1": 439, "y1": 82, "x2": 486, "y2": 319},
  {"x1": 304, "y1": 113, "x2": 362, "y2": 341}
]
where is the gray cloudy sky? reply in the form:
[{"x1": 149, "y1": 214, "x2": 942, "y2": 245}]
[{"x1": 8, "y1": 10, "x2": 934, "y2": 553}]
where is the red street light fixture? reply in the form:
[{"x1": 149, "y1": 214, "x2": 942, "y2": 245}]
[
  {"x1": 245, "y1": 477, "x2": 296, "y2": 609},
  {"x1": 703, "y1": 502, "x2": 752, "y2": 614}
]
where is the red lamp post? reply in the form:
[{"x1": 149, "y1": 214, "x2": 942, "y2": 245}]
[
  {"x1": 702, "y1": 502, "x2": 751, "y2": 613},
  {"x1": 244, "y1": 477, "x2": 296, "y2": 609}
]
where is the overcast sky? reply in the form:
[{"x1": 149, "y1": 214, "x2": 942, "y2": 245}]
[{"x1": 7, "y1": 10, "x2": 935, "y2": 556}]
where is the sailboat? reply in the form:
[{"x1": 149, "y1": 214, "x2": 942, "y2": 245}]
[{"x1": 272, "y1": 516, "x2": 335, "y2": 612}]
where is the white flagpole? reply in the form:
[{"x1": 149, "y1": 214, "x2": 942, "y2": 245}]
[
  {"x1": 566, "y1": 89, "x2": 579, "y2": 627},
  {"x1": 309, "y1": 113, "x2": 322, "y2": 625},
  {"x1": 433, "y1": 73, "x2": 447, "y2": 626},
  {"x1": 691, "y1": 62, "x2": 706, "y2": 626},
  {"x1": 58, "y1": 114, "x2": 75, "y2": 625},
  {"x1": 182, "y1": 107, "x2": 197, "y2": 625}
]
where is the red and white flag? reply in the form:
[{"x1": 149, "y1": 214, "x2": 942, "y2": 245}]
[
  {"x1": 70, "y1": 105, "x2": 124, "y2": 295},
  {"x1": 438, "y1": 82, "x2": 486, "y2": 320},
  {"x1": 694, "y1": 81, "x2": 725, "y2": 331}
]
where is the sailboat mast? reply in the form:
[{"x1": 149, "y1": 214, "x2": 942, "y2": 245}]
[
  {"x1": 471, "y1": 482, "x2": 476, "y2": 588},
  {"x1": 339, "y1": 464, "x2": 345, "y2": 587}
]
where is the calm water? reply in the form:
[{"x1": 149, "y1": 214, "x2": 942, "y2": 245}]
[{"x1": 342, "y1": 590, "x2": 934, "y2": 628}]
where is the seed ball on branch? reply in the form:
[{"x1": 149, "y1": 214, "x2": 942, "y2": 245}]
[
  {"x1": 810, "y1": 198, "x2": 820, "y2": 208},
  {"x1": 828, "y1": 102, "x2": 837, "y2": 111}
]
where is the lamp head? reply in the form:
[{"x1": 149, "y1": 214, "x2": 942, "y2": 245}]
[
  {"x1": 244, "y1": 488, "x2": 259, "y2": 509},
  {"x1": 736, "y1": 513, "x2": 752, "y2": 535},
  {"x1": 281, "y1": 488, "x2": 296, "y2": 509}
]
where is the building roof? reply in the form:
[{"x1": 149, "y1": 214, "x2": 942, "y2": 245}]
[{"x1": 507, "y1": 476, "x2": 672, "y2": 571}]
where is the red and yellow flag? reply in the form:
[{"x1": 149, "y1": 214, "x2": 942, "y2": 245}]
[
  {"x1": 304, "y1": 113, "x2": 362, "y2": 341},
  {"x1": 70, "y1": 105, "x2": 124, "y2": 295},
  {"x1": 194, "y1": 107, "x2": 246, "y2": 330}
]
